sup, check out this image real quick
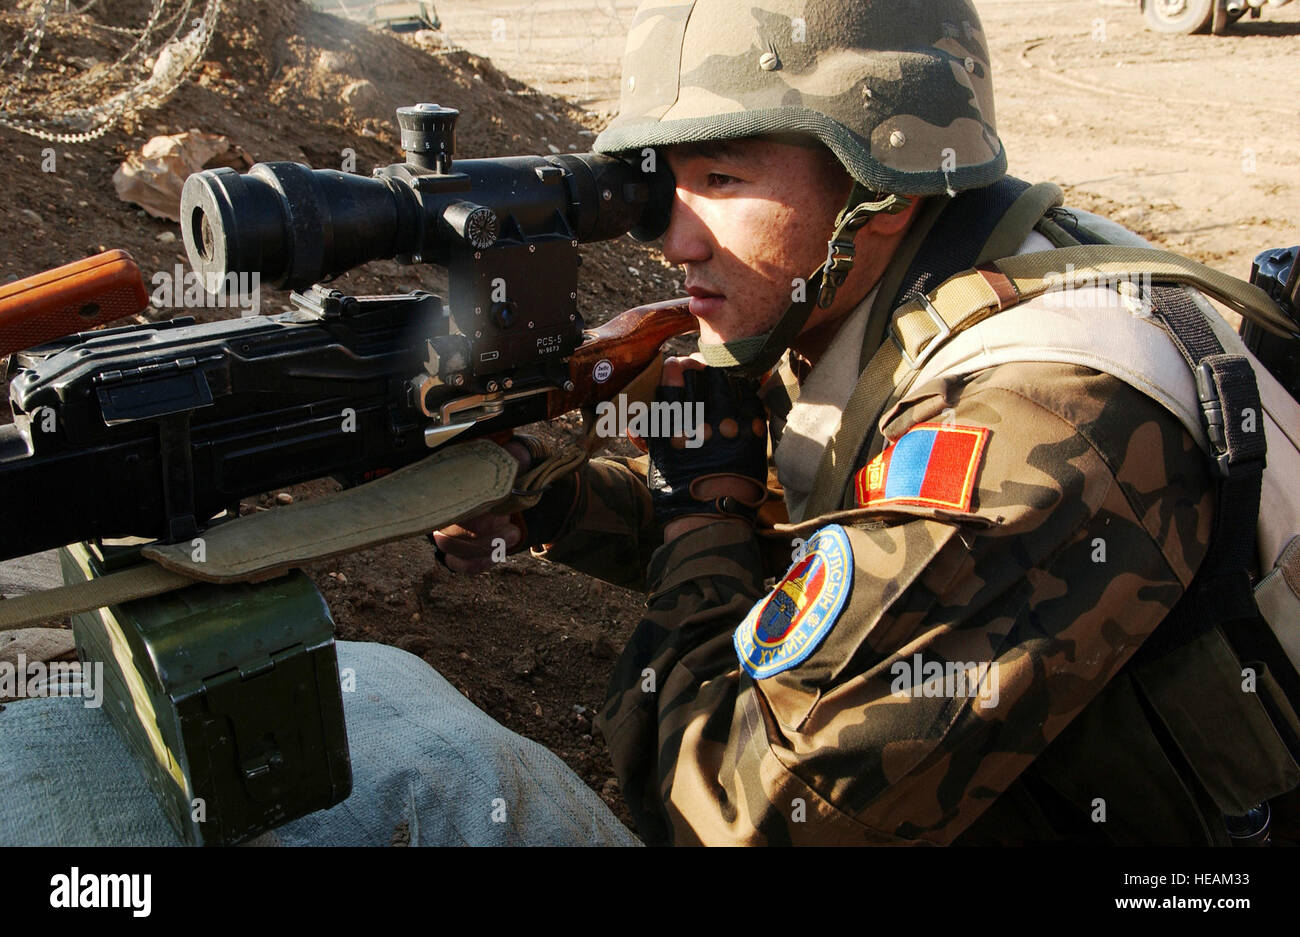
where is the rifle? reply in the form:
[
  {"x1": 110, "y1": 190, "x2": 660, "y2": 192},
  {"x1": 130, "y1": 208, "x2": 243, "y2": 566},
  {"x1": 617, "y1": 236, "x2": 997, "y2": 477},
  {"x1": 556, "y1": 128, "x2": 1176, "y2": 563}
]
[
  {"x1": 0, "y1": 103, "x2": 690, "y2": 563},
  {"x1": 0, "y1": 104, "x2": 690, "y2": 846}
]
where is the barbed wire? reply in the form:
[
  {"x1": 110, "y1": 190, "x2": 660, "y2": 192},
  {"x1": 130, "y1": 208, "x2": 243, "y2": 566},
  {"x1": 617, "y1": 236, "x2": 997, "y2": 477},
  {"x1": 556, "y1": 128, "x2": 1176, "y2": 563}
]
[{"x1": 0, "y1": 0, "x2": 221, "y2": 144}]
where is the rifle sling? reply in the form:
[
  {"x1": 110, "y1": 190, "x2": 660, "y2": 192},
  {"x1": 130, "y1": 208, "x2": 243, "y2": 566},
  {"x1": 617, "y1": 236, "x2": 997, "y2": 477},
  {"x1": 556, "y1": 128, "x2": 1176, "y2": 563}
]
[{"x1": 0, "y1": 439, "x2": 520, "y2": 631}]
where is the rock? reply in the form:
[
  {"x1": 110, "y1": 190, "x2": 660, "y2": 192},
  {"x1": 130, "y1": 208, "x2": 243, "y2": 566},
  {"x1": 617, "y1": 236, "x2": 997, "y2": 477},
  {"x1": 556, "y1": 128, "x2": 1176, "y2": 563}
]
[
  {"x1": 18, "y1": 209, "x2": 42, "y2": 226},
  {"x1": 547, "y1": 144, "x2": 560, "y2": 154},
  {"x1": 317, "y1": 50, "x2": 359, "y2": 74},
  {"x1": 394, "y1": 634, "x2": 434, "y2": 656},
  {"x1": 601, "y1": 778, "x2": 620, "y2": 798},
  {"x1": 341, "y1": 79, "x2": 388, "y2": 123},
  {"x1": 155, "y1": 231, "x2": 176, "y2": 243},
  {"x1": 510, "y1": 648, "x2": 537, "y2": 679},
  {"x1": 113, "y1": 132, "x2": 251, "y2": 222},
  {"x1": 0, "y1": 628, "x2": 76, "y2": 668},
  {"x1": 275, "y1": 492, "x2": 293, "y2": 505}
]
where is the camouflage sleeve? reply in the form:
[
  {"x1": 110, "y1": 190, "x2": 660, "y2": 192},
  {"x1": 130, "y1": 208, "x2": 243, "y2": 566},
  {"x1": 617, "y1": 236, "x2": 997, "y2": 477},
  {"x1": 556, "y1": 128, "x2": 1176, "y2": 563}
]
[
  {"x1": 531, "y1": 455, "x2": 663, "y2": 591},
  {"x1": 594, "y1": 362, "x2": 1215, "y2": 844}
]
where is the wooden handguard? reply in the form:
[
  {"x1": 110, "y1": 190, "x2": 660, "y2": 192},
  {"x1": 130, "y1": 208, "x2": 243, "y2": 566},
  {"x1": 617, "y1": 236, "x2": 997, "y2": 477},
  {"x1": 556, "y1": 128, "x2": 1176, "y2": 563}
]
[{"x1": 0, "y1": 249, "x2": 150, "y2": 357}]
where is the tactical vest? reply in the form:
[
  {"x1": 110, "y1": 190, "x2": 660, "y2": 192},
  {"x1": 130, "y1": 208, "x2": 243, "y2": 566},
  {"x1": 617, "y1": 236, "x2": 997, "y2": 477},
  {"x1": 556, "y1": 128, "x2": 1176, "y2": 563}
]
[{"x1": 769, "y1": 178, "x2": 1300, "y2": 844}]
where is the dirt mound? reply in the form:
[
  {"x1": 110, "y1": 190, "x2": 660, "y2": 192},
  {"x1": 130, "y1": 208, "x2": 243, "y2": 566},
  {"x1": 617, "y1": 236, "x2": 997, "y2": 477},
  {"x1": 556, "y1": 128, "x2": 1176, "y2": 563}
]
[{"x1": 0, "y1": 0, "x2": 685, "y2": 830}]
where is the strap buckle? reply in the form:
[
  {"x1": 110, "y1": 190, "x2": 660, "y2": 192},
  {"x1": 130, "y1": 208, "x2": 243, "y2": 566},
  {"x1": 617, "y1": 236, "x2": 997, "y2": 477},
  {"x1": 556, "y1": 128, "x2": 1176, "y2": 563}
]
[
  {"x1": 1194, "y1": 358, "x2": 1268, "y2": 479},
  {"x1": 891, "y1": 295, "x2": 952, "y2": 372},
  {"x1": 818, "y1": 239, "x2": 857, "y2": 308},
  {"x1": 1194, "y1": 361, "x2": 1230, "y2": 477}
]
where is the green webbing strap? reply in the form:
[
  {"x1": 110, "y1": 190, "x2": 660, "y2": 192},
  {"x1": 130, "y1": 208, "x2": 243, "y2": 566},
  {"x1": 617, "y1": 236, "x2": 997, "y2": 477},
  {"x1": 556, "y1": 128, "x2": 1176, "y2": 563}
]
[
  {"x1": 0, "y1": 563, "x2": 194, "y2": 632},
  {"x1": 797, "y1": 245, "x2": 1297, "y2": 523},
  {"x1": 697, "y1": 266, "x2": 824, "y2": 374},
  {"x1": 0, "y1": 440, "x2": 520, "y2": 631},
  {"x1": 758, "y1": 352, "x2": 804, "y2": 441},
  {"x1": 859, "y1": 194, "x2": 952, "y2": 372},
  {"x1": 995, "y1": 247, "x2": 1296, "y2": 336},
  {"x1": 798, "y1": 182, "x2": 1064, "y2": 522},
  {"x1": 973, "y1": 183, "x2": 1064, "y2": 265}
]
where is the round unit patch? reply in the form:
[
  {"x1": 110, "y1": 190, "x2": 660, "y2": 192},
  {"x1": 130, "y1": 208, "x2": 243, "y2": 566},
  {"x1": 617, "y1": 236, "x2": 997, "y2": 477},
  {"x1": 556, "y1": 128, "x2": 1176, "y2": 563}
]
[{"x1": 734, "y1": 525, "x2": 853, "y2": 679}]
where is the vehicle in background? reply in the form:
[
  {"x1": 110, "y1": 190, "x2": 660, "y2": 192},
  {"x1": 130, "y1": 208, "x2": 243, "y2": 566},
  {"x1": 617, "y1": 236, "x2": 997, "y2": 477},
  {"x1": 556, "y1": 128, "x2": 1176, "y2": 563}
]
[
  {"x1": 1142, "y1": 0, "x2": 1293, "y2": 34},
  {"x1": 307, "y1": 1, "x2": 440, "y2": 33}
]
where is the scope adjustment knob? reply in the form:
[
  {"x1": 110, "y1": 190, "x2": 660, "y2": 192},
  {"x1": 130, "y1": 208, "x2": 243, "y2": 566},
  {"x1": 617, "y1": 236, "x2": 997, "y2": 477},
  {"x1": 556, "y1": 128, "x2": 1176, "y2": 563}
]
[
  {"x1": 397, "y1": 103, "x2": 459, "y2": 173},
  {"x1": 442, "y1": 200, "x2": 498, "y2": 250}
]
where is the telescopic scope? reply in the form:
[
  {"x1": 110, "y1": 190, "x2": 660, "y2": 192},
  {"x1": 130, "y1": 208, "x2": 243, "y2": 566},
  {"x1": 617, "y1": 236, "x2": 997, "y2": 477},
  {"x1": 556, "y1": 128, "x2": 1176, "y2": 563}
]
[{"x1": 180, "y1": 104, "x2": 673, "y2": 291}]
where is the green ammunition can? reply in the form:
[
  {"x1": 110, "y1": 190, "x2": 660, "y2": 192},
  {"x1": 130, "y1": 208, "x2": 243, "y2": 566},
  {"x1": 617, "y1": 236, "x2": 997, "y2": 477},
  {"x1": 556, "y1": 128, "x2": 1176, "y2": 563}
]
[{"x1": 59, "y1": 541, "x2": 352, "y2": 845}]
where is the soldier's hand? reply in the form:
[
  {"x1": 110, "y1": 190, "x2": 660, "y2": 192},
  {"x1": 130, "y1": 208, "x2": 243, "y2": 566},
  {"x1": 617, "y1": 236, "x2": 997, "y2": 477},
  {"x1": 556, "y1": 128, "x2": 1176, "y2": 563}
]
[
  {"x1": 429, "y1": 439, "x2": 531, "y2": 574},
  {"x1": 645, "y1": 356, "x2": 768, "y2": 539}
]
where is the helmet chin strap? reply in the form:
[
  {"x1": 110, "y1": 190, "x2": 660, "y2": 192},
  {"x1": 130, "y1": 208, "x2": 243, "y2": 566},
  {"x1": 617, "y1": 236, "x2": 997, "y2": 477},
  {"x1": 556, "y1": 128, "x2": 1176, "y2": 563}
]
[{"x1": 697, "y1": 183, "x2": 911, "y2": 378}]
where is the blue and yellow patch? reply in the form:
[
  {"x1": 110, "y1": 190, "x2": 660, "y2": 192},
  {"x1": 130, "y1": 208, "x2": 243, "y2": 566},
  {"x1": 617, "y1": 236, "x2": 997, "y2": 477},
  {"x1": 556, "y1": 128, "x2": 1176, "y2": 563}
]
[
  {"x1": 855, "y1": 422, "x2": 990, "y2": 512},
  {"x1": 734, "y1": 525, "x2": 853, "y2": 679}
]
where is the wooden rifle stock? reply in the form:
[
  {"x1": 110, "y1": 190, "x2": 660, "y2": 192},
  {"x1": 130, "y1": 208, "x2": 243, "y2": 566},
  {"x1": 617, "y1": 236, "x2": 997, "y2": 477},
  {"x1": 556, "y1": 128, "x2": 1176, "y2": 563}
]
[
  {"x1": 0, "y1": 249, "x2": 149, "y2": 357},
  {"x1": 550, "y1": 297, "x2": 696, "y2": 417}
]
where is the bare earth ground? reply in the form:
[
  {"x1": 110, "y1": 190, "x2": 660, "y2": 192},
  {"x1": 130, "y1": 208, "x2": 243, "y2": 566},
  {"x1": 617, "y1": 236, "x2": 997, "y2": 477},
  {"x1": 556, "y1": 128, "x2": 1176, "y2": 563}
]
[{"x1": 1, "y1": 0, "x2": 1297, "y2": 837}]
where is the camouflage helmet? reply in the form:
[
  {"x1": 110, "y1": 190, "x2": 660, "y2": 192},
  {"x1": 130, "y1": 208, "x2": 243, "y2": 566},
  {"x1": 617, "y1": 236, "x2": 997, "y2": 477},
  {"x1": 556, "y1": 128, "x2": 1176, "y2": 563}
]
[{"x1": 593, "y1": 0, "x2": 1005, "y2": 196}]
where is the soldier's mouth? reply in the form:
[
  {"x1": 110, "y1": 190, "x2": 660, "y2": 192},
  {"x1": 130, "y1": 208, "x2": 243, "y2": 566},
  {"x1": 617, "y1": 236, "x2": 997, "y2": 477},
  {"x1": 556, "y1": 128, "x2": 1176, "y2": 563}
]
[{"x1": 685, "y1": 285, "x2": 725, "y2": 317}]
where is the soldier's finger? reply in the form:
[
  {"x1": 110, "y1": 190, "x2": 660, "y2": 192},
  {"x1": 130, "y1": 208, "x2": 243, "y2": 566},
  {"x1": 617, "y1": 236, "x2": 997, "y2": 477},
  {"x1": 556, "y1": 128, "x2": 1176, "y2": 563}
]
[
  {"x1": 431, "y1": 521, "x2": 521, "y2": 559},
  {"x1": 443, "y1": 552, "x2": 495, "y2": 575},
  {"x1": 661, "y1": 355, "x2": 706, "y2": 387}
]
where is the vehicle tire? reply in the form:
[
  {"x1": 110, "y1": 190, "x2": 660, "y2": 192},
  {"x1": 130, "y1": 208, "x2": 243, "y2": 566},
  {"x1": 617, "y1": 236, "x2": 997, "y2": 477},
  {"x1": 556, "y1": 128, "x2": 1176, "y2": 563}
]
[{"x1": 1143, "y1": 0, "x2": 1215, "y2": 33}]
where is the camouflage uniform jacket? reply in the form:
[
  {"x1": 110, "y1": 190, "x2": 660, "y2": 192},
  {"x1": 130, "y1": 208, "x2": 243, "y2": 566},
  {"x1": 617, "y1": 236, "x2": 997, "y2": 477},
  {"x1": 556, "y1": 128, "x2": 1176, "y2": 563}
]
[{"x1": 537, "y1": 249, "x2": 1223, "y2": 845}]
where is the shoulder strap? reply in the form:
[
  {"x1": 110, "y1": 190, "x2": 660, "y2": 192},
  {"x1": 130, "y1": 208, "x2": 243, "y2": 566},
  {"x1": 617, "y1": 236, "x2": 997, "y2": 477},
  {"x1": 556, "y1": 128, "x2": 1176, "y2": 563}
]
[
  {"x1": 794, "y1": 179, "x2": 1047, "y2": 521},
  {"x1": 859, "y1": 176, "x2": 1037, "y2": 372},
  {"x1": 799, "y1": 244, "x2": 1288, "y2": 522},
  {"x1": 973, "y1": 182, "x2": 1064, "y2": 264}
]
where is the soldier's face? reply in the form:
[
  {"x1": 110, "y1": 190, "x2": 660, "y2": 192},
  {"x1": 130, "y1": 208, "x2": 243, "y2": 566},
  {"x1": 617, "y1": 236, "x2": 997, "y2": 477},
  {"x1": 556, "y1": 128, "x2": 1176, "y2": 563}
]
[{"x1": 661, "y1": 138, "x2": 852, "y2": 345}]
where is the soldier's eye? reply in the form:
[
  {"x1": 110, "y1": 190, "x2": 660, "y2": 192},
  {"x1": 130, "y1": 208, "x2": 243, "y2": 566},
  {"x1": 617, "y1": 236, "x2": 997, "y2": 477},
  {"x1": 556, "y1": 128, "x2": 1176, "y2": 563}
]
[{"x1": 706, "y1": 172, "x2": 739, "y2": 188}]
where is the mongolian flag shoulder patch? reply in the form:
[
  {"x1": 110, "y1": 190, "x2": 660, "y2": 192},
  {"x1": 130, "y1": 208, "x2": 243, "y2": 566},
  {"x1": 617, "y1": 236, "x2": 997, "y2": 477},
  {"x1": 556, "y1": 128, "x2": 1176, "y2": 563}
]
[
  {"x1": 734, "y1": 525, "x2": 853, "y2": 679},
  {"x1": 854, "y1": 422, "x2": 990, "y2": 512}
]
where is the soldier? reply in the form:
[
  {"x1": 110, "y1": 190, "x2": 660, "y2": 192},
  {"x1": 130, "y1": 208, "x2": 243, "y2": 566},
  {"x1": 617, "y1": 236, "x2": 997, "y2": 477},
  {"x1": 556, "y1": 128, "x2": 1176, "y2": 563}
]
[{"x1": 434, "y1": 0, "x2": 1300, "y2": 844}]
